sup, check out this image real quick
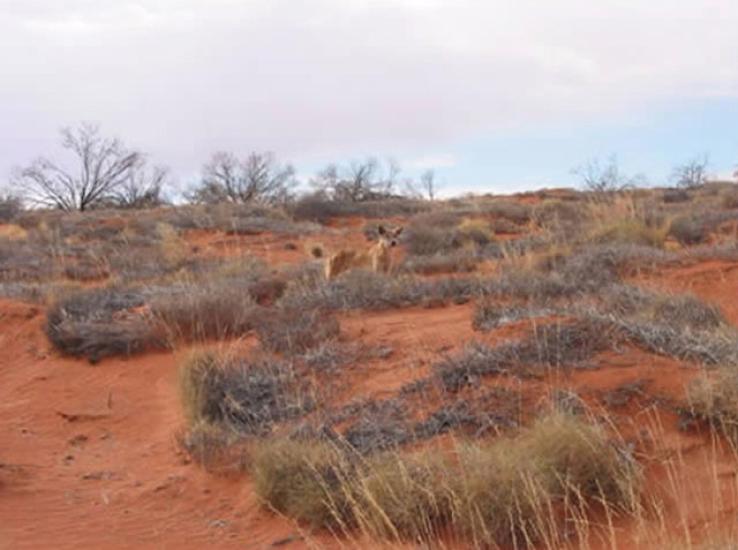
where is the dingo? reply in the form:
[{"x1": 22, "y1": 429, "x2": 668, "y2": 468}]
[{"x1": 313, "y1": 225, "x2": 403, "y2": 280}]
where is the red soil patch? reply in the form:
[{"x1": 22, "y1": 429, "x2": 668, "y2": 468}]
[
  {"x1": 0, "y1": 299, "x2": 329, "y2": 549},
  {"x1": 4, "y1": 217, "x2": 738, "y2": 548}
]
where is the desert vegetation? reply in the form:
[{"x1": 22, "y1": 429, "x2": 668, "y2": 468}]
[{"x1": 4, "y1": 155, "x2": 738, "y2": 548}]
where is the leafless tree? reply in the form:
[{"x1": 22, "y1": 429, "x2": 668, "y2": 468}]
[
  {"x1": 403, "y1": 169, "x2": 441, "y2": 201},
  {"x1": 417, "y1": 169, "x2": 438, "y2": 201},
  {"x1": 190, "y1": 151, "x2": 296, "y2": 205},
  {"x1": 671, "y1": 155, "x2": 710, "y2": 189},
  {"x1": 112, "y1": 160, "x2": 170, "y2": 209},
  {"x1": 0, "y1": 192, "x2": 22, "y2": 222},
  {"x1": 572, "y1": 155, "x2": 645, "y2": 194},
  {"x1": 12, "y1": 123, "x2": 140, "y2": 211},
  {"x1": 311, "y1": 157, "x2": 401, "y2": 202}
]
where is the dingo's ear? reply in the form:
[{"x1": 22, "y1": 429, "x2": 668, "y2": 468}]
[
  {"x1": 393, "y1": 226, "x2": 404, "y2": 237},
  {"x1": 377, "y1": 225, "x2": 387, "y2": 236}
]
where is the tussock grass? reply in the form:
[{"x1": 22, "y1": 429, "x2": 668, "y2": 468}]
[
  {"x1": 453, "y1": 412, "x2": 639, "y2": 546},
  {"x1": 251, "y1": 438, "x2": 351, "y2": 527},
  {"x1": 252, "y1": 412, "x2": 639, "y2": 546},
  {"x1": 404, "y1": 222, "x2": 460, "y2": 256},
  {"x1": 523, "y1": 413, "x2": 640, "y2": 507},
  {"x1": 350, "y1": 451, "x2": 450, "y2": 541},
  {"x1": 687, "y1": 367, "x2": 738, "y2": 443},
  {"x1": 457, "y1": 217, "x2": 494, "y2": 246},
  {"x1": 589, "y1": 219, "x2": 669, "y2": 248}
]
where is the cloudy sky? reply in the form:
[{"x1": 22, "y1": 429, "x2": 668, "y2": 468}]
[{"x1": 1, "y1": 1, "x2": 737, "y2": 195}]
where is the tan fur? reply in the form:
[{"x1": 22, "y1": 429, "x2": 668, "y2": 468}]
[{"x1": 324, "y1": 226, "x2": 403, "y2": 280}]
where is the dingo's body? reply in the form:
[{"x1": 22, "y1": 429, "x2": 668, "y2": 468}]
[{"x1": 319, "y1": 225, "x2": 403, "y2": 280}]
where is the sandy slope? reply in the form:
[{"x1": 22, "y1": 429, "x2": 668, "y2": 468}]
[{"x1": 2, "y1": 256, "x2": 738, "y2": 548}]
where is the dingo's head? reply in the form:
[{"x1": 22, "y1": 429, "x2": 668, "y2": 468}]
[{"x1": 377, "y1": 225, "x2": 403, "y2": 247}]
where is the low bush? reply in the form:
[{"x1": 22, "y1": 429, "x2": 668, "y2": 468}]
[
  {"x1": 652, "y1": 294, "x2": 725, "y2": 331},
  {"x1": 532, "y1": 199, "x2": 586, "y2": 229},
  {"x1": 176, "y1": 421, "x2": 248, "y2": 472},
  {"x1": 662, "y1": 188, "x2": 691, "y2": 204},
  {"x1": 151, "y1": 282, "x2": 262, "y2": 342},
  {"x1": 669, "y1": 215, "x2": 707, "y2": 245},
  {"x1": 0, "y1": 240, "x2": 54, "y2": 281},
  {"x1": 400, "y1": 250, "x2": 479, "y2": 275},
  {"x1": 45, "y1": 288, "x2": 166, "y2": 362},
  {"x1": 404, "y1": 223, "x2": 459, "y2": 256},
  {"x1": 587, "y1": 312, "x2": 738, "y2": 366},
  {"x1": 481, "y1": 200, "x2": 532, "y2": 225},
  {"x1": 256, "y1": 307, "x2": 340, "y2": 355},
  {"x1": 722, "y1": 189, "x2": 738, "y2": 209},
  {"x1": 558, "y1": 243, "x2": 669, "y2": 287},
  {"x1": 472, "y1": 302, "x2": 553, "y2": 331},
  {"x1": 435, "y1": 319, "x2": 616, "y2": 391},
  {"x1": 179, "y1": 351, "x2": 312, "y2": 435},
  {"x1": 456, "y1": 218, "x2": 494, "y2": 246},
  {"x1": 290, "y1": 194, "x2": 428, "y2": 223},
  {"x1": 0, "y1": 196, "x2": 22, "y2": 223}
]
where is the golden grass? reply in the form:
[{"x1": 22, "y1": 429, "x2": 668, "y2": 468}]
[
  {"x1": 251, "y1": 438, "x2": 351, "y2": 528},
  {"x1": 251, "y1": 412, "x2": 640, "y2": 546},
  {"x1": 156, "y1": 222, "x2": 188, "y2": 266},
  {"x1": 178, "y1": 351, "x2": 226, "y2": 427},
  {"x1": 0, "y1": 223, "x2": 28, "y2": 240},
  {"x1": 588, "y1": 218, "x2": 669, "y2": 248},
  {"x1": 688, "y1": 367, "x2": 738, "y2": 444}
]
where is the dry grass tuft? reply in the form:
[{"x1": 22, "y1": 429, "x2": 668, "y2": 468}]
[
  {"x1": 589, "y1": 218, "x2": 669, "y2": 248},
  {"x1": 350, "y1": 451, "x2": 450, "y2": 541},
  {"x1": 452, "y1": 412, "x2": 640, "y2": 546},
  {"x1": 687, "y1": 367, "x2": 738, "y2": 444},
  {"x1": 251, "y1": 412, "x2": 640, "y2": 546},
  {"x1": 251, "y1": 438, "x2": 351, "y2": 527}
]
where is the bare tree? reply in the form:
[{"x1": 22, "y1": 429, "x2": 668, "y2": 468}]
[
  {"x1": 419, "y1": 169, "x2": 438, "y2": 201},
  {"x1": 572, "y1": 155, "x2": 644, "y2": 194},
  {"x1": 112, "y1": 160, "x2": 170, "y2": 209},
  {"x1": 311, "y1": 158, "x2": 401, "y2": 202},
  {"x1": 671, "y1": 155, "x2": 710, "y2": 189},
  {"x1": 0, "y1": 192, "x2": 22, "y2": 222},
  {"x1": 190, "y1": 151, "x2": 296, "y2": 205},
  {"x1": 12, "y1": 123, "x2": 140, "y2": 211}
]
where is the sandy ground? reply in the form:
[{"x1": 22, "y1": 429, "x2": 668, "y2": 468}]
[{"x1": 3, "y1": 230, "x2": 738, "y2": 548}]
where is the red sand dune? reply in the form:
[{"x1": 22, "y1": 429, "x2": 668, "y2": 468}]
[{"x1": 3, "y1": 231, "x2": 738, "y2": 548}]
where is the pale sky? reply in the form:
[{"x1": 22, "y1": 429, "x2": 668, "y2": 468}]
[{"x1": 1, "y1": 1, "x2": 737, "y2": 194}]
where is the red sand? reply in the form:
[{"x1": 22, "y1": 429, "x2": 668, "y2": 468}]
[{"x1": 3, "y1": 236, "x2": 738, "y2": 548}]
